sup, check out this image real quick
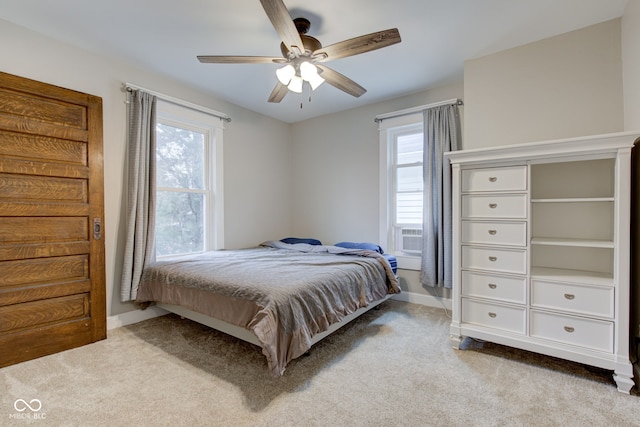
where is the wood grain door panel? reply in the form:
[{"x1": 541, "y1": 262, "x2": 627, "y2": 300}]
[
  {"x1": 0, "y1": 217, "x2": 89, "y2": 244},
  {"x1": 0, "y1": 255, "x2": 89, "y2": 287},
  {"x1": 0, "y1": 71, "x2": 105, "y2": 367},
  {"x1": 0, "y1": 294, "x2": 89, "y2": 333},
  {"x1": 0, "y1": 130, "x2": 88, "y2": 164},
  {"x1": 0, "y1": 279, "x2": 91, "y2": 306},
  {"x1": 0, "y1": 173, "x2": 88, "y2": 202},
  {"x1": 0, "y1": 87, "x2": 88, "y2": 128}
]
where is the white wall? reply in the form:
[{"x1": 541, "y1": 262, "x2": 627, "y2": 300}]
[
  {"x1": 464, "y1": 19, "x2": 624, "y2": 149},
  {"x1": 0, "y1": 19, "x2": 293, "y2": 318},
  {"x1": 290, "y1": 83, "x2": 464, "y2": 244}
]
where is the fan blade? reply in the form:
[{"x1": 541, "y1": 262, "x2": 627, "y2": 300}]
[
  {"x1": 268, "y1": 81, "x2": 289, "y2": 103},
  {"x1": 198, "y1": 56, "x2": 283, "y2": 64},
  {"x1": 259, "y1": 0, "x2": 304, "y2": 55},
  {"x1": 316, "y1": 65, "x2": 366, "y2": 98},
  {"x1": 313, "y1": 28, "x2": 401, "y2": 62}
]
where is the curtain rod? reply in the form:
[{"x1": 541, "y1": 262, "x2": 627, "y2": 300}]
[
  {"x1": 374, "y1": 98, "x2": 463, "y2": 123},
  {"x1": 123, "y1": 83, "x2": 231, "y2": 123}
]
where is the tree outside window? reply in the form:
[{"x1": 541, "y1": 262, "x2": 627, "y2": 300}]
[{"x1": 155, "y1": 122, "x2": 207, "y2": 257}]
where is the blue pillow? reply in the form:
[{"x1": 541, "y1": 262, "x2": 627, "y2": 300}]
[
  {"x1": 334, "y1": 241, "x2": 384, "y2": 254},
  {"x1": 280, "y1": 237, "x2": 323, "y2": 246}
]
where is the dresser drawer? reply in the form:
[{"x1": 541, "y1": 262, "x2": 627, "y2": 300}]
[
  {"x1": 461, "y1": 246, "x2": 527, "y2": 275},
  {"x1": 462, "y1": 166, "x2": 527, "y2": 193},
  {"x1": 461, "y1": 220, "x2": 526, "y2": 246},
  {"x1": 462, "y1": 194, "x2": 527, "y2": 219},
  {"x1": 462, "y1": 299, "x2": 526, "y2": 334},
  {"x1": 530, "y1": 310, "x2": 613, "y2": 353},
  {"x1": 462, "y1": 271, "x2": 526, "y2": 304},
  {"x1": 531, "y1": 280, "x2": 614, "y2": 318}
]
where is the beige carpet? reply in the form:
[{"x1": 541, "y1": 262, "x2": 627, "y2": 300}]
[{"x1": 1, "y1": 300, "x2": 639, "y2": 426}]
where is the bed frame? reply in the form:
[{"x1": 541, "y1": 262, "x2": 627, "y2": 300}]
[{"x1": 158, "y1": 293, "x2": 393, "y2": 348}]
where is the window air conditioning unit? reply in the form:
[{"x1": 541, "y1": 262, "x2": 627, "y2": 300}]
[{"x1": 399, "y1": 228, "x2": 423, "y2": 253}]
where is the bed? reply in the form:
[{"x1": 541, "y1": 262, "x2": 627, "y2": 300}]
[{"x1": 135, "y1": 239, "x2": 400, "y2": 376}]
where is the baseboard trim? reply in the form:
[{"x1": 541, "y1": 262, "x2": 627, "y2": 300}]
[
  {"x1": 392, "y1": 291, "x2": 452, "y2": 311},
  {"x1": 106, "y1": 292, "x2": 450, "y2": 331},
  {"x1": 107, "y1": 306, "x2": 169, "y2": 330}
]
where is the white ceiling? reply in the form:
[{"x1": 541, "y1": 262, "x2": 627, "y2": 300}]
[{"x1": 0, "y1": 0, "x2": 630, "y2": 123}]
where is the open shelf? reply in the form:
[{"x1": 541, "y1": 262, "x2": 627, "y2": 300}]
[
  {"x1": 531, "y1": 244, "x2": 613, "y2": 276},
  {"x1": 531, "y1": 197, "x2": 614, "y2": 203},
  {"x1": 530, "y1": 267, "x2": 613, "y2": 286},
  {"x1": 531, "y1": 237, "x2": 614, "y2": 248},
  {"x1": 531, "y1": 201, "x2": 613, "y2": 242},
  {"x1": 531, "y1": 159, "x2": 614, "y2": 200}
]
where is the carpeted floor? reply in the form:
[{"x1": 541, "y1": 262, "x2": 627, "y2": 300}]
[{"x1": 1, "y1": 300, "x2": 639, "y2": 426}]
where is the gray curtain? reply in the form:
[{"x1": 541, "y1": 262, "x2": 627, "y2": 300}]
[
  {"x1": 120, "y1": 90, "x2": 157, "y2": 302},
  {"x1": 420, "y1": 104, "x2": 460, "y2": 288}
]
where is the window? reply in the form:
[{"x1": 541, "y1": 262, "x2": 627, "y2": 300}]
[
  {"x1": 394, "y1": 128, "x2": 423, "y2": 236},
  {"x1": 155, "y1": 100, "x2": 224, "y2": 258},
  {"x1": 379, "y1": 113, "x2": 423, "y2": 269}
]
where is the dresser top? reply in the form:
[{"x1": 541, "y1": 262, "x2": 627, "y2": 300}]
[{"x1": 445, "y1": 131, "x2": 640, "y2": 165}]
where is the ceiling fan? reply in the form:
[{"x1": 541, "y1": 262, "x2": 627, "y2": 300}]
[{"x1": 197, "y1": 0, "x2": 401, "y2": 103}]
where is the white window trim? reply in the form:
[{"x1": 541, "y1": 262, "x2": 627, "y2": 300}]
[
  {"x1": 378, "y1": 112, "x2": 423, "y2": 271},
  {"x1": 156, "y1": 99, "x2": 225, "y2": 258}
]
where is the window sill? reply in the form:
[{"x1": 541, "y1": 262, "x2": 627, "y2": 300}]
[{"x1": 393, "y1": 253, "x2": 421, "y2": 271}]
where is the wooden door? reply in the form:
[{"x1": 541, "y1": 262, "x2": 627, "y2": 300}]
[{"x1": 0, "y1": 71, "x2": 106, "y2": 366}]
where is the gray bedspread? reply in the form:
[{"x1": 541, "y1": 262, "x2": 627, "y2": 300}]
[{"x1": 136, "y1": 241, "x2": 400, "y2": 376}]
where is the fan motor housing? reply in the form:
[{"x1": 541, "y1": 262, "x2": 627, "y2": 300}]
[{"x1": 280, "y1": 17, "x2": 322, "y2": 57}]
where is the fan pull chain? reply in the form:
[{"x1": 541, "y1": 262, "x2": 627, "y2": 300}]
[
  {"x1": 306, "y1": 83, "x2": 313, "y2": 107},
  {"x1": 297, "y1": 84, "x2": 315, "y2": 109}
]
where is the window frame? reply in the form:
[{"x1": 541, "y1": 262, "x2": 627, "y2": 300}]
[
  {"x1": 155, "y1": 100, "x2": 225, "y2": 259},
  {"x1": 379, "y1": 113, "x2": 423, "y2": 270}
]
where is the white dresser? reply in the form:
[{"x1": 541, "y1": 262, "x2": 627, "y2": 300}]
[{"x1": 446, "y1": 132, "x2": 639, "y2": 393}]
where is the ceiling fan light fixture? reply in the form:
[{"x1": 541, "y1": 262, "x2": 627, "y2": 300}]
[
  {"x1": 299, "y1": 61, "x2": 318, "y2": 80},
  {"x1": 288, "y1": 75, "x2": 304, "y2": 93},
  {"x1": 307, "y1": 73, "x2": 324, "y2": 90},
  {"x1": 299, "y1": 61, "x2": 324, "y2": 90},
  {"x1": 276, "y1": 64, "x2": 295, "y2": 85}
]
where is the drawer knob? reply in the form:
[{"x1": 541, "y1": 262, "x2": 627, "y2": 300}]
[
  {"x1": 488, "y1": 229, "x2": 497, "y2": 235},
  {"x1": 488, "y1": 256, "x2": 497, "y2": 262},
  {"x1": 564, "y1": 293, "x2": 575, "y2": 300},
  {"x1": 488, "y1": 283, "x2": 497, "y2": 289},
  {"x1": 489, "y1": 203, "x2": 498, "y2": 209},
  {"x1": 488, "y1": 312, "x2": 497, "y2": 318},
  {"x1": 489, "y1": 177, "x2": 497, "y2": 182},
  {"x1": 564, "y1": 326, "x2": 575, "y2": 333}
]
